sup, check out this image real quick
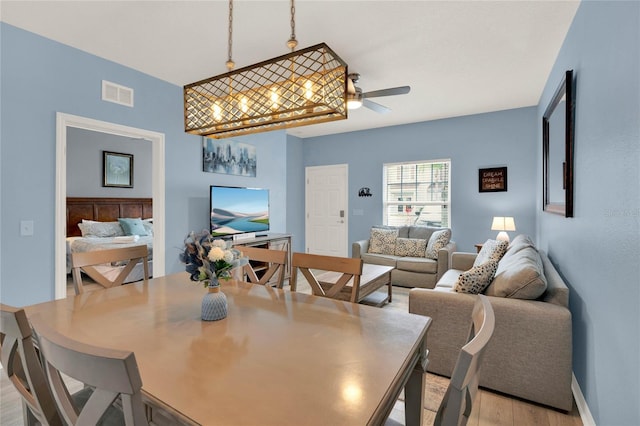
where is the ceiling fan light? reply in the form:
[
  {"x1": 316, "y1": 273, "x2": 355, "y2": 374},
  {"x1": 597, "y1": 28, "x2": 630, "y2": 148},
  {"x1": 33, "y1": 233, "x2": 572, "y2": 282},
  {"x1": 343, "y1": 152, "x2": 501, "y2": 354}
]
[{"x1": 347, "y1": 98, "x2": 363, "y2": 110}]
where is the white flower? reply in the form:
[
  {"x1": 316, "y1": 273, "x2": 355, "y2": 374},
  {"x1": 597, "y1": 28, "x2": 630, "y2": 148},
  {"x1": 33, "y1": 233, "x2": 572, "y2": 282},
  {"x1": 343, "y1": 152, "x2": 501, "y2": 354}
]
[
  {"x1": 208, "y1": 246, "x2": 225, "y2": 262},
  {"x1": 212, "y1": 239, "x2": 227, "y2": 249},
  {"x1": 223, "y1": 250, "x2": 235, "y2": 263}
]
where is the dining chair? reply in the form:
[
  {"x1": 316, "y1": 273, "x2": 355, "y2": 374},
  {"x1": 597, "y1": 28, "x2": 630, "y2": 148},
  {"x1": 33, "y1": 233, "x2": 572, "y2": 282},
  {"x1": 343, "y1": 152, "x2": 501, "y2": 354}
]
[
  {"x1": 290, "y1": 253, "x2": 363, "y2": 302},
  {"x1": 71, "y1": 245, "x2": 149, "y2": 295},
  {"x1": 0, "y1": 304, "x2": 63, "y2": 426},
  {"x1": 30, "y1": 314, "x2": 149, "y2": 426},
  {"x1": 434, "y1": 294, "x2": 495, "y2": 426},
  {"x1": 239, "y1": 246, "x2": 288, "y2": 288}
]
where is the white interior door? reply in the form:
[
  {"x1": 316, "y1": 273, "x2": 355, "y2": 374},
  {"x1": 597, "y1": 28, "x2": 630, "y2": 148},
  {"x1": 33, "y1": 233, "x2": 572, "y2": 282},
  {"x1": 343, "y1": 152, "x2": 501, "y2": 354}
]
[{"x1": 305, "y1": 164, "x2": 348, "y2": 257}]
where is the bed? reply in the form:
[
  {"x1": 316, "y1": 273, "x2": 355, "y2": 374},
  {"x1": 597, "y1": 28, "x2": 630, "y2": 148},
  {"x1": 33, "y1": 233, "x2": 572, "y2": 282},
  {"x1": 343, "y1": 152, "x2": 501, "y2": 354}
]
[{"x1": 66, "y1": 197, "x2": 154, "y2": 283}]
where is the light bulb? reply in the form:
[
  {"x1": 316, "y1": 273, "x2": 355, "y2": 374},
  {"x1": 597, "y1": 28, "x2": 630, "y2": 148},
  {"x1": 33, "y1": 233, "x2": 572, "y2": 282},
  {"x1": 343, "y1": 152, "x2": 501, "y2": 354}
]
[
  {"x1": 240, "y1": 97, "x2": 248, "y2": 114},
  {"x1": 212, "y1": 103, "x2": 222, "y2": 121},
  {"x1": 270, "y1": 89, "x2": 279, "y2": 110},
  {"x1": 304, "y1": 80, "x2": 313, "y2": 100}
]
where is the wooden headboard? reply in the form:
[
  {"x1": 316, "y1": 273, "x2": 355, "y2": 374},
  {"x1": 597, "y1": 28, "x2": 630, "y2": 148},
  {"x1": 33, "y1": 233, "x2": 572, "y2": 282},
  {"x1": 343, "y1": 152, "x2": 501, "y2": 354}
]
[{"x1": 66, "y1": 197, "x2": 153, "y2": 237}]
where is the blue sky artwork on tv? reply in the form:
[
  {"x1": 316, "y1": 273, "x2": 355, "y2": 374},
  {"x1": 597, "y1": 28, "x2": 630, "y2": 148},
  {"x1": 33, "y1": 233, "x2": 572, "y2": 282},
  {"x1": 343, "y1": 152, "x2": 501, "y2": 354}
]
[{"x1": 210, "y1": 186, "x2": 269, "y2": 236}]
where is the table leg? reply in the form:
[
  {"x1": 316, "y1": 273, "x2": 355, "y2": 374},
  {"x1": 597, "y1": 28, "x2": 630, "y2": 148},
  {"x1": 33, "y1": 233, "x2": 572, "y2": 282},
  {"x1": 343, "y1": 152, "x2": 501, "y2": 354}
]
[
  {"x1": 404, "y1": 344, "x2": 428, "y2": 426},
  {"x1": 388, "y1": 279, "x2": 393, "y2": 303}
]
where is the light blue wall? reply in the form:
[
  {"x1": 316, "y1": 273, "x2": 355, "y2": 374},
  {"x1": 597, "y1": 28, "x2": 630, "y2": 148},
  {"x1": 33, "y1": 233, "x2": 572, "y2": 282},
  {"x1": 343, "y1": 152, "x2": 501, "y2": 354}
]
[
  {"x1": 536, "y1": 2, "x2": 640, "y2": 425},
  {"x1": 67, "y1": 127, "x2": 153, "y2": 198},
  {"x1": 303, "y1": 107, "x2": 538, "y2": 254},
  {"x1": 0, "y1": 23, "x2": 288, "y2": 306}
]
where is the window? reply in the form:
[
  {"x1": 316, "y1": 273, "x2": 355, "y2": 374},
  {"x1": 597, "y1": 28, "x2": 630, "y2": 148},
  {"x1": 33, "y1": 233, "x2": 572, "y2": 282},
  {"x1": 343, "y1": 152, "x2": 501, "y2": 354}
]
[{"x1": 383, "y1": 160, "x2": 451, "y2": 227}]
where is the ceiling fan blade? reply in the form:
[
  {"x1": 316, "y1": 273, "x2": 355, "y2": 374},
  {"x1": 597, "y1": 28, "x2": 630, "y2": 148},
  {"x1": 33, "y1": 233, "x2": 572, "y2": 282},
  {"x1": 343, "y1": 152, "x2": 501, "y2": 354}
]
[
  {"x1": 363, "y1": 99, "x2": 391, "y2": 114},
  {"x1": 363, "y1": 86, "x2": 411, "y2": 98}
]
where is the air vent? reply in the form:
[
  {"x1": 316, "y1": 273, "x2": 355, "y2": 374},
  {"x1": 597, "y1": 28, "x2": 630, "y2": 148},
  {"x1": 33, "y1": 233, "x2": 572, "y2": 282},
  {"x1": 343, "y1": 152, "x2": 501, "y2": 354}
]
[{"x1": 102, "y1": 80, "x2": 134, "y2": 107}]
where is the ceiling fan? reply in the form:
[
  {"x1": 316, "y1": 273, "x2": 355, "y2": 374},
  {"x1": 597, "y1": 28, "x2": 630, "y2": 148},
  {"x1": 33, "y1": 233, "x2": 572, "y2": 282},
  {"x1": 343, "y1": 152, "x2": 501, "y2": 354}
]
[{"x1": 346, "y1": 73, "x2": 411, "y2": 114}]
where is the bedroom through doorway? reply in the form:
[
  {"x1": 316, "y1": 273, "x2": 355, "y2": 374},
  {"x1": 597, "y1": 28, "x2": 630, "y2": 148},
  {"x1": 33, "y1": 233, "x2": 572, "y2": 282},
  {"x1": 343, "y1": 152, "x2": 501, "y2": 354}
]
[{"x1": 55, "y1": 113, "x2": 166, "y2": 299}]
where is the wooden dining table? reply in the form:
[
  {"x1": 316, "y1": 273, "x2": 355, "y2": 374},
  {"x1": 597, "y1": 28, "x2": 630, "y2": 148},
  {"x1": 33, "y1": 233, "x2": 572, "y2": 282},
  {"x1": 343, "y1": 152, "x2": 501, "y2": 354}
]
[{"x1": 24, "y1": 273, "x2": 431, "y2": 425}]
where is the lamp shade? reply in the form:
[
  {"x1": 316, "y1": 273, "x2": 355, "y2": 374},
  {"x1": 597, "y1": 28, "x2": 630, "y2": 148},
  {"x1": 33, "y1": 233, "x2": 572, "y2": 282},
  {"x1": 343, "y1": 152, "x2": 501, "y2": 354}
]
[{"x1": 491, "y1": 216, "x2": 516, "y2": 242}]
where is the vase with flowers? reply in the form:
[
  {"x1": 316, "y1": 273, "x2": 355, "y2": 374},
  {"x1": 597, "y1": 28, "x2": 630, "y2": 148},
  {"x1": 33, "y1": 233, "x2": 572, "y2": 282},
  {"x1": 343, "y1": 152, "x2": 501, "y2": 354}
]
[{"x1": 180, "y1": 231, "x2": 248, "y2": 321}]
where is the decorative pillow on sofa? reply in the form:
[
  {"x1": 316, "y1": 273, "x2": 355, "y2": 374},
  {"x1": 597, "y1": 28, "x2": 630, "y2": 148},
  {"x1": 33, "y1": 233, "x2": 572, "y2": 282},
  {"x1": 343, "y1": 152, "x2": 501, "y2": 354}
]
[
  {"x1": 395, "y1": 238, "x2": 427, "y2": 257},
  {"x1": 118, "y1": 218, "x2": 149, "y2": 236},
  {"x1": 473, "y1": 239, "x2": 509, "y2": 267},
  {"x1": 454, "y1": 260, "x2": 499, "y2": 294},
  {"x1": 78, "y1": 220, "x2": 125, "y2": 237},
  {"x1": 425, "y1": 229, "x2": 451, "y2": 260},
  {"x1": 368, "y1": 228, "x2": 398, "y2": 255}
]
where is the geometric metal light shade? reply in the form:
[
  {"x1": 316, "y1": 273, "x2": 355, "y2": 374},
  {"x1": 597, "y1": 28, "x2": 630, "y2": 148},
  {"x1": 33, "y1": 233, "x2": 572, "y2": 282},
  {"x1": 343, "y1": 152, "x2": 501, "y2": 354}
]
[{"x1": 184, "y1": 43, "x2": 348, "y2": 139}]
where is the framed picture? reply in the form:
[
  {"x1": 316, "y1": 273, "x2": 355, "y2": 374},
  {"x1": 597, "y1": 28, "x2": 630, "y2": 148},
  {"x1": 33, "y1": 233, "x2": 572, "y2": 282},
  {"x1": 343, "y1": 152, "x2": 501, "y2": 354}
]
[
  {"x1": 203, "y1": 137, "x2": 257, "y2": 177},
  {"x1": 103, "y1": 151, "x2": 133, "y2": 188},
  {"x1": 479, "y1": 167, "x2": 507, "y2": 192}
]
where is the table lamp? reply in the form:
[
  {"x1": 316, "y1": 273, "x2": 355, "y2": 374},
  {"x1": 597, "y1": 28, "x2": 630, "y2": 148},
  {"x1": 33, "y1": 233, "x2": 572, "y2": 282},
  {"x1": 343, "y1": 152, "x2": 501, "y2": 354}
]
[{"x1": 491, "y1": 216, "x2": 516, "y2": 242}]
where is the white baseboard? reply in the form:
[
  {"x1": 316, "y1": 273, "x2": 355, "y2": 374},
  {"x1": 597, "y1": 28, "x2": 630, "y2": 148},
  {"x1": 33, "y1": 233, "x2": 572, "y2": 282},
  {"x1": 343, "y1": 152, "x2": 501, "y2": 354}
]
[{"x1": 572, "y1": 372, "x2": 596, "y2": 426}]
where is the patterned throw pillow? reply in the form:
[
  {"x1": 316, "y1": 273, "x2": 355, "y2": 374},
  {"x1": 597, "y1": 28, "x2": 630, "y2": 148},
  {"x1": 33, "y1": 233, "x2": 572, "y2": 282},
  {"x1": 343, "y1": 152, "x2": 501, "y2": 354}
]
[
  {"x1": 454, "y1": 260, "x2": 499, "y2": 294},
  {"x1": 368, "y1": 228, "x2": 398, "y2": 255},
  {"x1": 78, "y1": 220, "x2": 125, "y2": 237},
  {"x1": 425, "y1": 229, "x2": 452, "y2": 260},
  {"x1": 474, "y1": 239, "x2": 509, "y2": 267},
  {"x1": 394, "y1": 238, "x2": 427, "y2": 257}
]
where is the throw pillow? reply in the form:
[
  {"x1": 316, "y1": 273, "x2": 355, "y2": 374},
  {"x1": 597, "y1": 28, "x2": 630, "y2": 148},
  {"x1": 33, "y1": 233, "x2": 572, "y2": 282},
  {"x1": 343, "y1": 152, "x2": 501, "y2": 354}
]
[
  {"x1": 454, "y1": 260, "x2": 499, "y2": 294},
  {"x1": 368, "y1": 228, "x2": 398, "y2": 255},
  {"x1": 78, "y1": 220, "x2": 125, "y2": 237},
  {"x1": 118, "y1": 218, "x2": 149, "y2": 236},
  {"x1": 473, "y1": 239, "x2": 509, "y2": 267},
  {"x1": 394, "y1": 238, "x2": 427, "y2": 257},
  {"x1": 425, "y1": 229, "x2": 452, "y2": 260}
]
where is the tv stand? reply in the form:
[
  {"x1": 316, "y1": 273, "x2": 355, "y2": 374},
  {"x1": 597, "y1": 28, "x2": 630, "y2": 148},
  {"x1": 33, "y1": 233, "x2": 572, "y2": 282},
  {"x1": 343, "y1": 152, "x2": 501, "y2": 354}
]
[{"x1": 232, "y1": 233, "x2": 292, "y2": 284}]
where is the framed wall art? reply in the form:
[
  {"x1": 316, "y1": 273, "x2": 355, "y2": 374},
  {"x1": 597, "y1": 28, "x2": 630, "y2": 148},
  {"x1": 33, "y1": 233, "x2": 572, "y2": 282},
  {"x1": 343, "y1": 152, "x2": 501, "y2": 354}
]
[
  {"x1": 103, "y1": 151, "x2": 133, "y2": 188},
  {"x1": 203, "y1": 137, "x2": 257, "y2": 177},
  {"x1": 479, "y1": 167, "x2": 507, "y2": 192}
]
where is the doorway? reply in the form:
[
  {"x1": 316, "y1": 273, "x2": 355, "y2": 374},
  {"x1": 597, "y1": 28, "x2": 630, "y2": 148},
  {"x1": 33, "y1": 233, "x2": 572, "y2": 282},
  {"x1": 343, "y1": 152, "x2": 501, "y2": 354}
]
[
  {"x1": 305, "y1": 164, "x2": 348, "y2": 257},
  {"x1": 55, "y1": 113, "x2": 166, "y2": 299}
]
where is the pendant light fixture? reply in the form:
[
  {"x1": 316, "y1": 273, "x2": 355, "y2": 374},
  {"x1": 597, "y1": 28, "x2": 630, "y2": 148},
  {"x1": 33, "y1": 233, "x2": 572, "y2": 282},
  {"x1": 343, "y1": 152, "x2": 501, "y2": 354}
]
[{"x1": 184, "y1": 0, "x2": 348, "y2": 139}]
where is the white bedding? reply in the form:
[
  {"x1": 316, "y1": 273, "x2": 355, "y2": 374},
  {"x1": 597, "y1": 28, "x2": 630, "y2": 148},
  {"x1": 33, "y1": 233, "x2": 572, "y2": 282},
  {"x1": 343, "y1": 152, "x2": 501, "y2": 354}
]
[{"x1": 66, "y1": 235, "x2": 154, "y2": 282}]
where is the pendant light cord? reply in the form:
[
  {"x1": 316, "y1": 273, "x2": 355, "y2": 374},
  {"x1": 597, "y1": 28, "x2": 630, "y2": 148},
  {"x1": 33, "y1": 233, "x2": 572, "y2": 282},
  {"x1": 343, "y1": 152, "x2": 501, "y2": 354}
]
[
  {"x1": 226, "y1": 0, "x2": 235, "y2": 70},
  {"x1": 287, "y1": 0, "x2": 298, "y2": 51}
]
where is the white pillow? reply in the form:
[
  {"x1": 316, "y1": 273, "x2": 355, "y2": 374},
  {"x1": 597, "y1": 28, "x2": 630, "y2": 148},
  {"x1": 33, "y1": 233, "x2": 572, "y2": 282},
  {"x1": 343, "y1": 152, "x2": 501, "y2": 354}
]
[{"x1": 78, "y1": 220, "x2": 124, "y2": 237}]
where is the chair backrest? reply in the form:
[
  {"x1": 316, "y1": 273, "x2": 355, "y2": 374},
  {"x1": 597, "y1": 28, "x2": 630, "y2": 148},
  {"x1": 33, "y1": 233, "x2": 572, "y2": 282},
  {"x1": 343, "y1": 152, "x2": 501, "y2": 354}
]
[
  {"x1": 290, "y1": 253, "x2": 363, "y2": 302},
  {"x1": 435, "y1": 295, "x2": 495, "y2": 426},
  {"x1": 30, "y1": 315, "x2": 148, "y2": 426},
  {"x1": 239, "y1": 246, "x2": 288, "y2": 288},
  {"x1": 71, "y1": 245, "x2": 149, "y2": 295},
  {"x1": 0, "y1": 304, "x2": 63, "y2": 426}
]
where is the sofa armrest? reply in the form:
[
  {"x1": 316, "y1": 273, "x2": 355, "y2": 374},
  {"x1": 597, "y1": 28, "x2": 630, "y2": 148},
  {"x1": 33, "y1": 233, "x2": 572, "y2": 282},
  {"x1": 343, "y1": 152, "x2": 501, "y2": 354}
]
[
  {"x1": 436, "y1": 241, "x2": 457, "y2": 281},
  {"x1": 451, "y1": 252, "x2": 477, "y2": 271},
  {"x1": 352, "y1": 239, "x2": 369, "y2": 258}
]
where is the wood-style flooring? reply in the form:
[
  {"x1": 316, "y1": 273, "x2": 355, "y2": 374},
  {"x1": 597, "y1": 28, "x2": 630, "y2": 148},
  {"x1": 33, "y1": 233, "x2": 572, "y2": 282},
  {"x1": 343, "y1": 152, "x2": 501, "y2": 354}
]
[{"x1": 0, "y1": 278, "x2": 582, "y2": 425}]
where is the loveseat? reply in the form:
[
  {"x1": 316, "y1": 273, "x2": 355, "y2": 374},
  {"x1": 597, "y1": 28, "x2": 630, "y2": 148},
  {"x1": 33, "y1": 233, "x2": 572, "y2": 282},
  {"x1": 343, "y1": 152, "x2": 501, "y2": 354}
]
[
  {"x1": 408, "y1": 235, "x2": 573, "y2": 411},
  {"x1": 352, "y1": 225, "x2": 456, "y2": 288}
]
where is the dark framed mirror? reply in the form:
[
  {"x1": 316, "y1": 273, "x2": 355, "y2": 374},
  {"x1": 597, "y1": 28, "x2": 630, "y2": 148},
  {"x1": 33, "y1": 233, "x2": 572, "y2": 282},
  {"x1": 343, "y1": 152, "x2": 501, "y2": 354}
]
[{"x1": 543, "y1": 69, "x2": 575, "y2": 217}]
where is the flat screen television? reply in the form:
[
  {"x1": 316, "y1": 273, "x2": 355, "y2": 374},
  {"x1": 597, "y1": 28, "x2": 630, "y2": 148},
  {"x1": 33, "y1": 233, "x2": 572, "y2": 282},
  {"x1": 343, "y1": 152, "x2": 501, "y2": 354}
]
[{"x1": 210, "y1": 185, "x2": 269, "y2": 237}]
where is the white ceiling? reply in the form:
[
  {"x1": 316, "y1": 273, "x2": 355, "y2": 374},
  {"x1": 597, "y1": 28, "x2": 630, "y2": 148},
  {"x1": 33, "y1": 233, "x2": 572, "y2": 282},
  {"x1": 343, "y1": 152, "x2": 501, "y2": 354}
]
[{"x1": 1, "y1": 0, "x2": 580, "y2": 138}]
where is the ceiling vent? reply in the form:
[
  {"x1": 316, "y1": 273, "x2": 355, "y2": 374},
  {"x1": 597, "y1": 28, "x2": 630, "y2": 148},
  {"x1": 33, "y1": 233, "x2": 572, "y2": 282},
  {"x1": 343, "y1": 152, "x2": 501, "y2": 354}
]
[{"x1": 102, "y1": 80, "x2": 134, "y2": 107}]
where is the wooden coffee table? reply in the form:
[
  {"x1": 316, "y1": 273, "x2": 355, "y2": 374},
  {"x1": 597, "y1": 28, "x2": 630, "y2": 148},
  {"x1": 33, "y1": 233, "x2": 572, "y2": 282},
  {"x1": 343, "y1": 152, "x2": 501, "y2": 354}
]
[{"x1": 316, "y1": 263, "x2": 394, "y2": 306}]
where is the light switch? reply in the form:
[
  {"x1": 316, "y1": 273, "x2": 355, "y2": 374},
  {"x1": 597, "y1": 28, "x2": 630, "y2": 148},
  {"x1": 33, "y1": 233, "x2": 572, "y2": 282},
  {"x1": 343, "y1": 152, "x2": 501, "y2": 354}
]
[{"x1": 20, "y1": 220, "x2": 34, "y2": 236}]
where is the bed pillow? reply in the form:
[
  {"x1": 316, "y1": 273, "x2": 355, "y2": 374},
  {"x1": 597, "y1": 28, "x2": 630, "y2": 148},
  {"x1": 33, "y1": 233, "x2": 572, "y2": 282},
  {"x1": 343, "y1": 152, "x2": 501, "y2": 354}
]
[
  {"x1": 394, "y1": 238, "x2": 427, "y2": 257},
  {"x1": 142, "y1": 218, "x2": 154, "y2": 236},
  {"x1": 118, "y1": 218, "x2": 149, "y2": 236},
  {"x1": 78, "y1": 220, "x2": 125, "y2": 237},
  {"x1": 425, "y1": 229, "x2": 451, "y2": 260},
  {"x1": 454, "y1": 260, "x2": 499, "y2": 294},
  {"x1": 368, "y1": 228, "x2": 398, "y2": 255}
]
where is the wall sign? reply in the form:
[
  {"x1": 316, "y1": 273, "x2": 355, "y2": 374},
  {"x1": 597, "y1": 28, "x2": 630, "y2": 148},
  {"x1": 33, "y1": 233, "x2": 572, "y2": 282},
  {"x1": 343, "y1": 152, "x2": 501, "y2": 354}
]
[{"x1": 479, "y1": 167, "x2": 507, "y2": 192}]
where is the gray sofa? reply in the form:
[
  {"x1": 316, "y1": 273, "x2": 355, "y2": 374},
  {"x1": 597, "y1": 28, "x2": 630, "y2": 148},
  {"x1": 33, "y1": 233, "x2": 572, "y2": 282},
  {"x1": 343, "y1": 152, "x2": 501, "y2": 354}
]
[
  {"x1": 408, "y1": 235, "x2": 573, "y2": 411},
  {"x1": 352, "y1": 225, "x2": 456, "y2": 288}
]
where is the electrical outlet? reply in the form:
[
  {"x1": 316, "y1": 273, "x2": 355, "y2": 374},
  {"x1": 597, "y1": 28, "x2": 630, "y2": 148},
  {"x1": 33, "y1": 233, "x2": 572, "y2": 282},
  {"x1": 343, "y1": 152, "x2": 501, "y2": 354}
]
[{"x1": 20, "y1": 220, "x2": 34, "y2": 236}]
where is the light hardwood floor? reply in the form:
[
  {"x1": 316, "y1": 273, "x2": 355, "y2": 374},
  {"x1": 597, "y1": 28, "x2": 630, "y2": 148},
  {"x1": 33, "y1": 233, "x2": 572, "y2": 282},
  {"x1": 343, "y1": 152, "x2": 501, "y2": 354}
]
[{"x1": 0, "y1": 277, "x2": 582, "y2": 426}]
